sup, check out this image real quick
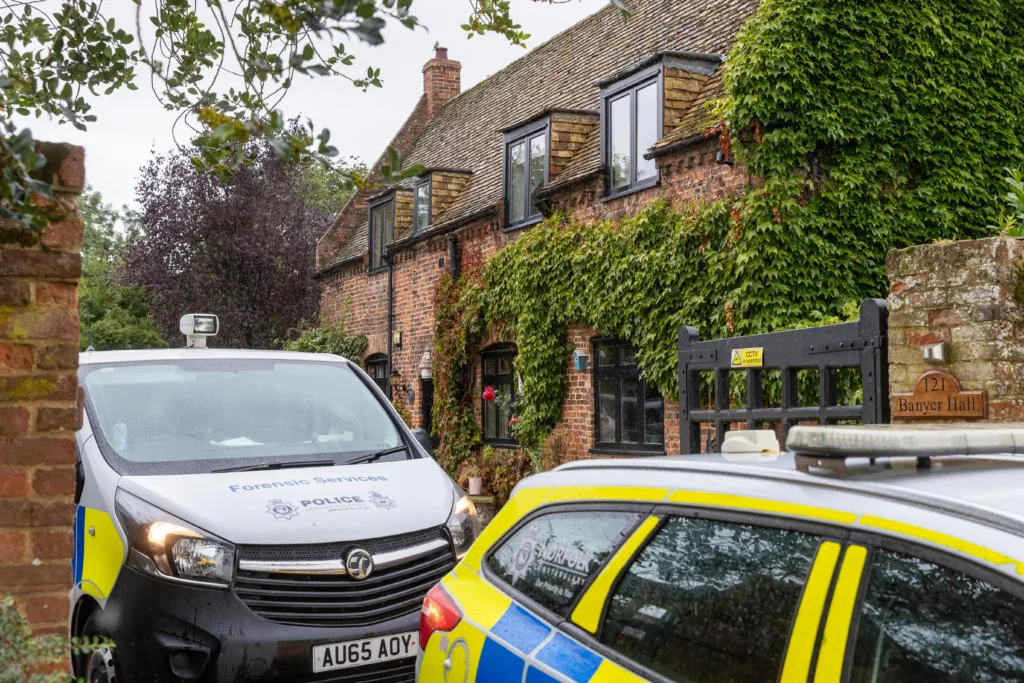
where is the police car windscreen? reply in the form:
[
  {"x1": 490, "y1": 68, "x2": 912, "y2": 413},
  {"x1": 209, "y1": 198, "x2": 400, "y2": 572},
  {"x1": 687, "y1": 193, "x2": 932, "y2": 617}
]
[{"x1": 81, "y1": 359, "x2": 401, "y2": 470}]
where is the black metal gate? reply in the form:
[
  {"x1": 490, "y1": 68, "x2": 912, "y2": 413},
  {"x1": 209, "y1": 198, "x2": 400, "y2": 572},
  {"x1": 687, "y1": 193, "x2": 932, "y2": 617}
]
[{"x1": 677, "y1": 299, "x2": 889, "y2": 453}]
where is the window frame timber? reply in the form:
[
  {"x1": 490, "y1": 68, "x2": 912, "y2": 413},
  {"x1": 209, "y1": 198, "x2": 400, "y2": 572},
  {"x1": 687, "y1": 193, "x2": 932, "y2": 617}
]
[
  {"x1": 592, "y1": 337, "x2": 666, "y2": 454},
  {"x1": 367, "y1": 193, "x2": 395, "y2": 274},
  {"x1": 600, "y1": 63, "x2": 663, "y2": 199},
  {"x1": 502, "y1": 116, "x2": 551, "y2": 231}
]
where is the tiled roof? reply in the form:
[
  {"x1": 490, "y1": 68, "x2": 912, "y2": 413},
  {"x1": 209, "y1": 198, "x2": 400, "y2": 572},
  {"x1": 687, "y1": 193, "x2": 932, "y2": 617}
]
[{"x1": 318, "y1": 0, "x2": 758, "y2": 272}]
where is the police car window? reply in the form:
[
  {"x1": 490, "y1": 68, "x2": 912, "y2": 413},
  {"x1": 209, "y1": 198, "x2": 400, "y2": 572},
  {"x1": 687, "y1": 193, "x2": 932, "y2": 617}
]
[
  {"x1": 849, "y1": 548, "x2": 1024, "y2": 683},
  {"x1": 600, "y1": 516, "x2": 820, "y2": 683},
  {"x1": 487, "y1": 511, "x2": 642, "y2": 616},
  {"x1": 81, "y1": 360, "x2": 401, "y2": 474}
]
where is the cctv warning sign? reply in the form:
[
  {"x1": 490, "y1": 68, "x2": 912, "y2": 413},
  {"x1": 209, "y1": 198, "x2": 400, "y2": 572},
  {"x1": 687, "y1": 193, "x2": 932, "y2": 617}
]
[{"x1": 730, "y1": 348, "x2": 763, "y2": 368}]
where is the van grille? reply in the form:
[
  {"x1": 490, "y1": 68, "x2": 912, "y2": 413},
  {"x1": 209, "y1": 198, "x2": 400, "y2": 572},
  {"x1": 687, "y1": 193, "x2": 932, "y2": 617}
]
[{"x1": 233, "y1": 528, "x2": 455, "y2": 628}]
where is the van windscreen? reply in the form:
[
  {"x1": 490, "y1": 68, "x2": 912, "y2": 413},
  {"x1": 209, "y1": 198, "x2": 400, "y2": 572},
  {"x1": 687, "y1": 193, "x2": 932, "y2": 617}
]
[{"x1": 80, "y1": 359, "x2": 404, "y2": 475}]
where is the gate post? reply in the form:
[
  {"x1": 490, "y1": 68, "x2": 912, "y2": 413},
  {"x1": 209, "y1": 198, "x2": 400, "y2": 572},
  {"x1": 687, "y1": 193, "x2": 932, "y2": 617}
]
[{"x1": 677, "y1": 326, "x2": 700, "y2": 454}]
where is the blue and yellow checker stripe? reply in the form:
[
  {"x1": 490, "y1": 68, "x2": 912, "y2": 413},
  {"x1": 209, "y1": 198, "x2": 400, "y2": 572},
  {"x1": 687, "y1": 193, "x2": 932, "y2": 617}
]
[{"x1": 72, "y1": 505, "x2": 125, "y2": 601}]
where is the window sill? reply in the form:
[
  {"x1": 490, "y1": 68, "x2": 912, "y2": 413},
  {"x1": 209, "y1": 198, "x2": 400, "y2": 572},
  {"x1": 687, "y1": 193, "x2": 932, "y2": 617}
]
[
  {"x1": 502, "y1": 216, "x2": 544, "y2": 233},
  {"x1": 368, "y1": 266, "x2": 389, "y2": 276},
  {"x1": 589, "y1": 446, "x2": 666, "y2": 457},
  {"x1": 483, "y1": 440, "x2": 519, "y2": 449},
  {"x1": 600, "y1": 178, "x2": 660, "y2": 203}
]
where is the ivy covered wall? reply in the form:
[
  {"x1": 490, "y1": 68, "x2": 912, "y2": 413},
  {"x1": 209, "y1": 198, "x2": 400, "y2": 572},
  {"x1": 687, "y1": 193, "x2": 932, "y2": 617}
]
[{"x1": 432, "y1": 0, "x2": 1024, "y2": 471}]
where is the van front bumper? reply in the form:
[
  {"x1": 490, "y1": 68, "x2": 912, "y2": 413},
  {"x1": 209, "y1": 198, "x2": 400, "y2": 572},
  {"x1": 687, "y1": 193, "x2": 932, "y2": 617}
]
[{"x1": 95, "y1": 566, "x2": 419, "y2": 682}]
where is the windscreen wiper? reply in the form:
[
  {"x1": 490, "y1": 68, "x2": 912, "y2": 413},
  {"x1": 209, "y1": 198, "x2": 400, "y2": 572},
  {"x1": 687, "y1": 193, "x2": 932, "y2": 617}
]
[
  {"x1": 344, "y1": 444, "x2": 408, "y2": 466},
  {"x1": 212, "y1": 459, "x2": 335, "y2": 474}
]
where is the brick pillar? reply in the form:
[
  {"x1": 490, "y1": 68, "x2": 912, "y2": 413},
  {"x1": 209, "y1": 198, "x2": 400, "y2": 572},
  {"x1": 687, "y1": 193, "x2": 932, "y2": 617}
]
[
  {"x1": 0, "y1": 142, "x2": 85, "y2": 631},
  {"x1": 886, "y1": 237, "x2": 1024, "y2": 421},
  {"x1": 423, "y1": 46, "x2": 461, "y2": 117}
]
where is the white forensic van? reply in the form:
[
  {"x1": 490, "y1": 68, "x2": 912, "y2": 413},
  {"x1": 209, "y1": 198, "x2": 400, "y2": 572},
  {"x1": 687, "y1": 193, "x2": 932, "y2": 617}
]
[{"x1": 70, "y1": 315, "x2": 479, "y2": 683}]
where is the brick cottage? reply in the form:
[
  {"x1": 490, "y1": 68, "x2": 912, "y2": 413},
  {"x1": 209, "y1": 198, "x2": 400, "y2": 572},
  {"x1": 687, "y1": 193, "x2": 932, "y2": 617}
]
[{"x1": 316, "y1": 0, "x2": 756, "y2": 460}]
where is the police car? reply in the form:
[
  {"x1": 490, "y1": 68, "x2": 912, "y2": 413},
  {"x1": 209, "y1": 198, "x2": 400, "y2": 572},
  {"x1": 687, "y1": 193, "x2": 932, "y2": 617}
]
[
  {"x1": 71, "y1": 315, "x2": 480, "y2": 682},
  {"x1": 417, "y1": 425, "x2": 1024, "y2": 683}
]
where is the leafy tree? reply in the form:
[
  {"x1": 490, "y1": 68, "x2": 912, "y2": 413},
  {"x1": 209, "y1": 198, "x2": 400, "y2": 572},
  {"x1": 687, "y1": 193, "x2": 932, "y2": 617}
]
[
  {"x1": 281, "y1": 311, "x2": 368, "y2": 359},
  {"x1": 0, "y1": 0, "x2": 560, "y2": 228},
  {"x1": 78, "y1": 187, "x2": 168, "y2": 351},
  {"x1": 124, "y1": 136, "x2": 343, "y2": 349}
]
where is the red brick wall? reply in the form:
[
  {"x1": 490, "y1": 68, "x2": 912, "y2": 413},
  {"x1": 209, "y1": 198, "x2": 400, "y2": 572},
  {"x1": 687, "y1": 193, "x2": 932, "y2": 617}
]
[
  {"x1": 0, "y1": 142, "x2": 85, "y2": 631},
  {"x1": 321, "y1": 139, "x2": 742, "y2": 457},
  {"x1": 423, "y1": 47, "x2": 461, "y2": 118}
]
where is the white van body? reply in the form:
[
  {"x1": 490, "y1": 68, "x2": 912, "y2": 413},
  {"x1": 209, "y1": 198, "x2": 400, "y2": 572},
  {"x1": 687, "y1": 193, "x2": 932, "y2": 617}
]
[{"x1": 71, "y1": 349, "x2": 476, "y2": 683}]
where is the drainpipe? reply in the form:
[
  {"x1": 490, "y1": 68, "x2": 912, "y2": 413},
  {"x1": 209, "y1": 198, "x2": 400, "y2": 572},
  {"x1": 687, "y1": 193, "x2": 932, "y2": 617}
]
[
  {"x1": 386, "y1": 252, "x2": 394, "y2": 400},
  {"x1": 447, "y1": 236, "x2": 459, "y2": 279}
]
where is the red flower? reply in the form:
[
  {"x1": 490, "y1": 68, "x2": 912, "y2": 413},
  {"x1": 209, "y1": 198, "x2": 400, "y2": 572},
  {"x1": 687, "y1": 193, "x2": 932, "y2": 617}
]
[
  {"x1": 482, "y1": 386, "x2": 496, "y2": 401},
  {"x1": 509, "y1": 416, "x2": 520, "y2": 426}
]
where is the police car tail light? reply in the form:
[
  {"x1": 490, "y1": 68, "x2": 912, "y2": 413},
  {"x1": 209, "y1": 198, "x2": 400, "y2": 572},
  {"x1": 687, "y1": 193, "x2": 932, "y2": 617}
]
[
  {"x1": 115, "y1": 489, "x2": 236, "y2": 588},
  {"x1": 419, "y1": 584, "x2": 461, "y2": 649}
]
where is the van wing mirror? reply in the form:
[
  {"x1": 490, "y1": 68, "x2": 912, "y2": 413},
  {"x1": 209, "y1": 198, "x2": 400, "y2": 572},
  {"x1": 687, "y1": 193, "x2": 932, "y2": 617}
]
[{"x1": 410, "y1": 428, "x2": 434, "y2": 456}]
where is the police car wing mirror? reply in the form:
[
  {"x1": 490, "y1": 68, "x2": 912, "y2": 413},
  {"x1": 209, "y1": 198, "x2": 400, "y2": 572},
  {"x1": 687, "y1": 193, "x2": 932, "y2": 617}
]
[
  {"x1": 410, "y1": 428, "x2": 433, "y2": 456},
  {"x1": 179, "y1": 313, "x2": 219, "y2": 348}
]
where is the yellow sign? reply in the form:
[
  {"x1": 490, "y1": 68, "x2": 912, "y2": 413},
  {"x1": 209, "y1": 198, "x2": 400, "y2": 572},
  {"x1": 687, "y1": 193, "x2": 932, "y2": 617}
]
[{"x1": 731, "y1": 347, "x2": 764, "y2": 368}]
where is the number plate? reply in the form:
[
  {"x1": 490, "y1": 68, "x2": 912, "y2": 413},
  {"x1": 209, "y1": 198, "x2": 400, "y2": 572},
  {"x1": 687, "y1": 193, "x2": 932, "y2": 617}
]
[{"x1": 312, "y1": 631, "x2": 417, "y2": 673}]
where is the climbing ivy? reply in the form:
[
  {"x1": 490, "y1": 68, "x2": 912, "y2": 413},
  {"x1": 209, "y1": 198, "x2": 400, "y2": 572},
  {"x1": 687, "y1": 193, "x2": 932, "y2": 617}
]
[{"x1": 432, "y1": 0, "x2": 1024, "y2": 460}]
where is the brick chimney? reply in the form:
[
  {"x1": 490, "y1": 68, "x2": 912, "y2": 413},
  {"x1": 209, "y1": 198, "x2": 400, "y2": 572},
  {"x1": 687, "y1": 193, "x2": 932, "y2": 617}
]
[{"x1": 423, "y1": 46, "x2": 461, "y2": 117}]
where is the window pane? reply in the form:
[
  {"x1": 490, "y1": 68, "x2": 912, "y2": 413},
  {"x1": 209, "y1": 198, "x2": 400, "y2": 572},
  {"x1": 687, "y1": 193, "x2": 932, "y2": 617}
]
[
  {"x1": 599, "y1": 377, "x2": 617, "y2": 443},
  {"x1": 496, "y1": 380, "x2": 513, "y2": 440},
  {"x1": 610, "y1": 95, "x2": 631, "y2": 190},
  {"x1": 850, "y1": 549, "x2": 1024, "y2": 683},
  {"x1": 415, "y1": 183, "x2": 429, "y2": 232},
  {"x1": 498, "y1": 355, "x2": 512, "y2": 374},
  {"x1": 597, "y1": 345, "x2": 618, "y2": 367},
  {"x1": 644, "y1": 382, "x2": 664, "y2": 445},
  {"x1": 621, "y1": 378, "x2": 640, "y2": 444},
  {"x1": 620, "y1": 346, "x2": 637, "y2": 365},
  {"x1": 383, "y1": 201, "x2": 394, "y2": 242},
  {"x1": 488, "y1": 511, "x2": 641, "y2": 615},
  {"x1": 601, "y1": 517, "x2": 820, "y2": 683},
  {"x1": 529, "y1": 133, "x2": 546, "y2": 218},
  {"x1": 509, "y1": 141, "x2": 526, "y2": 224},
  {"x1": 371, "y1": 206, "x2": 383, "y2": 268},
  {"x1": 483, "y1": 401, "x2": 496, "y2": 440},
  {"x1": 484, "y1": 357, "x2": 497, "y2": 375},
  {"x1": 635, "y1": 82, "x2": 658, "y2": 183}
]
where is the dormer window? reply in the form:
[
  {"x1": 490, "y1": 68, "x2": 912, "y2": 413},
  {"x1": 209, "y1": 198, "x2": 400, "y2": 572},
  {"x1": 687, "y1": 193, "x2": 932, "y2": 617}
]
[
  {"x1": 603, "y1": 66, "x2": 661, "y2": 197},
  {"x1": 368, "y1": 196, "x2": 394, "y2": 273},
  {"x1": 504, "y1": 119, "x2": 548, "y2": 229},
  {"x1": 413, "y1": 179, "x2": 430, "y2": 234}
]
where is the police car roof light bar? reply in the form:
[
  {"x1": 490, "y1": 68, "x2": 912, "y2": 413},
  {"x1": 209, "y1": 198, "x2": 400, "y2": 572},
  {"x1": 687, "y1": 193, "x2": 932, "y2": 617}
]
[{"x1": 786, "y1": 424, "x2": 1024, "y2": 470}]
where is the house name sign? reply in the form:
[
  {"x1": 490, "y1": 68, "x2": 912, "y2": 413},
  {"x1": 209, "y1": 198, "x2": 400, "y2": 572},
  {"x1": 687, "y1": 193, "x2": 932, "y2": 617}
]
[{"x1": 892, "y1": 370, "x2": 987, "y2": 419}]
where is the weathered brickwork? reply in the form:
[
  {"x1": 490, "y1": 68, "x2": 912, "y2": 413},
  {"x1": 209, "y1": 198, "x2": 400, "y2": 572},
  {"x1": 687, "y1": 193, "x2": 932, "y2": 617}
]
[
  {"x1": 0, "y1": 142, "x2": 85, "y2": 631},
  {"x1": 663, "y1": 67, "x2": 711, "y2": 134},
  {"x1": 317, "y1": 1, "x2": 763, "y2": 463},
  {"x1": 430, "y1": 172, "x2": 471, "y2": 220},
  {"x1": 549, "y1": 112, "x2": 599, "y2": 179},
  {"x1": 887, "y1": 237, "x2": 1024, "y2": 421},
  {"x1": 320, "y1": 137, "x2": 742, "y2": 454},
  {"x1": 423, "y1": 48, "x2": 461, "y2": 118}
]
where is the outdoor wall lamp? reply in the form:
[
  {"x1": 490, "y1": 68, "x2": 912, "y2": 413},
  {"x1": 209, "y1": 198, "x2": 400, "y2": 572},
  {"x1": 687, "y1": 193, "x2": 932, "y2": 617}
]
[
  {"x1": 390, "y1": 369, "x2": 404, "y2": 389},
  {"x1": 922, "y1": 342, "x2": 948, "y2": 363}
]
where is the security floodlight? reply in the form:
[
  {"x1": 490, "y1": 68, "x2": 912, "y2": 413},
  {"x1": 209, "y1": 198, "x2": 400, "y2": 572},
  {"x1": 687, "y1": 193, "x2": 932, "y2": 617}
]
[{"x1": 180, "y1": 314, "x2": 219, "y2": 348}]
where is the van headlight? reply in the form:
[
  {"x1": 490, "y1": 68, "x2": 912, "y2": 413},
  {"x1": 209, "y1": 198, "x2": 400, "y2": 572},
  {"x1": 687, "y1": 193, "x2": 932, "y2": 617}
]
[
  {"x1": 445, "y1": 488, "x2": 480, "y2": 559},
  {"x1": 115, "y1": 489, "x2": 235, "y2": 588}
]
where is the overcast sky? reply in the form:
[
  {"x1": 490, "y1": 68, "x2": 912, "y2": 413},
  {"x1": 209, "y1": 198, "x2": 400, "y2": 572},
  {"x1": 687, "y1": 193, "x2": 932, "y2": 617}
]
[{"x1": 16, "y1": 1, "x2": 604, "y2": 210}]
